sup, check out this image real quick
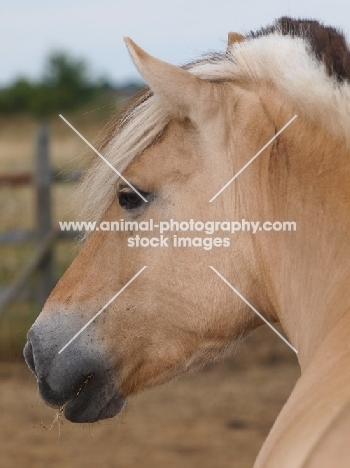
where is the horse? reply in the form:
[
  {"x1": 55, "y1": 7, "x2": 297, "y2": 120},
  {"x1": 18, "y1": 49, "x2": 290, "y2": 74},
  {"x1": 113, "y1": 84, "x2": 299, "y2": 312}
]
[{"x1": 24, "y1": 17, "x2": 350, "y2": 467}]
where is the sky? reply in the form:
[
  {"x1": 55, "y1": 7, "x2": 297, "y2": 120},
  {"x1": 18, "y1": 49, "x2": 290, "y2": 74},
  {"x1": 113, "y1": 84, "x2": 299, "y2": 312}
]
[{"x1": 1, "y1": 0, "x2": 350, "y2": 86}]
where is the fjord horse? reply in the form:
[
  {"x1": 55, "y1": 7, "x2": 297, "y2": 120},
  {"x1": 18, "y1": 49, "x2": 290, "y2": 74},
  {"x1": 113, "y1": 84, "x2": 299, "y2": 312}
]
[{"x1": 24, "y1": 17, "x2": 350, "y2": 467}]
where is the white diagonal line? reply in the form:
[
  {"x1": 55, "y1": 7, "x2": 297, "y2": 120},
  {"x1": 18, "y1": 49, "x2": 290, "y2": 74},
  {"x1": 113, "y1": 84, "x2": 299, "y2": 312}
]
[
  {"x1": 209, "y1": 266, "x2": 298, "y2": 354},
  {"x1": 209, "y1": 115, "x2": 297, "y2": 202},
  {"x1": 58, "y1": 266, "x2": 147, "y2": 354},
  {"x1": 59, "y1": 114, "x2": 148, "y2": 203}
]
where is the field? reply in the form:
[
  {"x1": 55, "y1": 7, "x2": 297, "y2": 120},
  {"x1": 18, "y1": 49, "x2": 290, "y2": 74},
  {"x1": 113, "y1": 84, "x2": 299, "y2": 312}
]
[{"x1": 0, "y1": 109, "x2": 299, "y2": 467}]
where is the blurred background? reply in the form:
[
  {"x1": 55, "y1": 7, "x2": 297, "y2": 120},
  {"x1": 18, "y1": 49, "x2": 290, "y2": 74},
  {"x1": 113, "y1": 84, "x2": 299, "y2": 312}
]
[{"x1": 0, "y1": 1, "x2": 348, "y2": 467}]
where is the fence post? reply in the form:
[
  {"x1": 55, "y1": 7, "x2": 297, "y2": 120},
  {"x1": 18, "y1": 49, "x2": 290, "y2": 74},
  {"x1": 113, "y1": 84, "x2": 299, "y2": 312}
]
[{"x1": 35, "y1": 122, "x2": 54, "y2": 310}]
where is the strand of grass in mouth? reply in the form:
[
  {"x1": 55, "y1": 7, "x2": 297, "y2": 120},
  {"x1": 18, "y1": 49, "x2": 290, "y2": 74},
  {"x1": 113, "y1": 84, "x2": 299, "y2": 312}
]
[{"x1": 35, "y1": 373, "x2": 94, "y2": 431}]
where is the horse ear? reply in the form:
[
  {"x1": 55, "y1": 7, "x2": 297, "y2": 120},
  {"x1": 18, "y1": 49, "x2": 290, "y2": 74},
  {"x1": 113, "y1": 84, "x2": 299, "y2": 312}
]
[
  {"x1": 227, "y1": 32, "x2": 245, "y2": 51},
  {"x1": 124, "y1": 37, "x2": 213, "y2": 121}
]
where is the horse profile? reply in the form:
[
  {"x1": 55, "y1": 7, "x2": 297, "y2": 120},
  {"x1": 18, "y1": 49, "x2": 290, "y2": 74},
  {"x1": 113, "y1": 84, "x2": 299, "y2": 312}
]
[{"x1": 24, "y1": 17, "x2": 350, "y2": 467}]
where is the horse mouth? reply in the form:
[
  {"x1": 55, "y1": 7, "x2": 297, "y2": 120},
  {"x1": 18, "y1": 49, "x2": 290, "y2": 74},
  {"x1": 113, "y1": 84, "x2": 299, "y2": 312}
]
[
  {"x1": 39, "y1": 372, "x2": 126, "y2": 423},
  {"x1": 62, "y1": 382, "x2": 126, "y2": 423}
]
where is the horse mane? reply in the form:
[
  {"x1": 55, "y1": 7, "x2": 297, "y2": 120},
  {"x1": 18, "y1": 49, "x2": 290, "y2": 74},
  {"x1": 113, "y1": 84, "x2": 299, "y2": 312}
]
[
  {"x1": 249, "y1": 17, "x2": 350, "y2": 83},
  {"x1": 77, "y1": 17, "x2": 350, "y2": 226}
]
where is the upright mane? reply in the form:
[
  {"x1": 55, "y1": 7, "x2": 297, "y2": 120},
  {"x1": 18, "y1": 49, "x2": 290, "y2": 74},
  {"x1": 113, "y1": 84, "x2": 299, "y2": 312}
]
[
  {"x1": 249, "y1": 17, "x2": 350, "y2": 82},
  {"x1": 77, "y1": 17, "x2": 350, "y2": 225}
]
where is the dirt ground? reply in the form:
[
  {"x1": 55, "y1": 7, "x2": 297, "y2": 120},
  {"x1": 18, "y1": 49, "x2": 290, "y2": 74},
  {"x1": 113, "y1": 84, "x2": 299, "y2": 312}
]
[{"x1": 0, "y1": 327, "x2": 299, "y2": 468}]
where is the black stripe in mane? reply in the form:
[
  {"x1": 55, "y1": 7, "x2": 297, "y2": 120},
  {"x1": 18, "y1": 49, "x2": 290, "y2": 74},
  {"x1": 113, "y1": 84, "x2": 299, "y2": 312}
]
[{"x1": 249, "y1": 17, "x2": 350, "y2": 82}]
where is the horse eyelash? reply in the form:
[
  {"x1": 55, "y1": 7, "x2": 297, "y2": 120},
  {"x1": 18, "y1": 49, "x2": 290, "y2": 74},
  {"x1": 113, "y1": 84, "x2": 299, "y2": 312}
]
[{"x1": 118, "y1": 186, "x2": 148, "y2": 195}]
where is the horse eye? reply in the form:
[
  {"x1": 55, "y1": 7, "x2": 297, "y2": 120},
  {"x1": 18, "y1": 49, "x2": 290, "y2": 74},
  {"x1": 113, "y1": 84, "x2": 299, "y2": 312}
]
[{"x1": 118, "y1": 188, "x2": 149, "y2": 210}]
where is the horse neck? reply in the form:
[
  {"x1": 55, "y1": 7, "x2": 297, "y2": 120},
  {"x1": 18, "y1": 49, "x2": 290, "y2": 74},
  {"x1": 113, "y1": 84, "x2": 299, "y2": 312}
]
[{"x1": 249, "y1": 101, "x2": 350, "y2": 371}]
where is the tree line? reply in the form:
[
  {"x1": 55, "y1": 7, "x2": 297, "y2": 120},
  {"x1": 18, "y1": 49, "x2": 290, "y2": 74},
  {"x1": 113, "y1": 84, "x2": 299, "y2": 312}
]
[{"x1": 0, "y1": 52, "x2": 142, "y2": 116}]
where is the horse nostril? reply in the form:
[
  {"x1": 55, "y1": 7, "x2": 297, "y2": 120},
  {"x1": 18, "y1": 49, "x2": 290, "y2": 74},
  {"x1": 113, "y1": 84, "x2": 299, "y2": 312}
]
[{"x1": 23, "y1": 340, "x2": 36, "y2": 375}]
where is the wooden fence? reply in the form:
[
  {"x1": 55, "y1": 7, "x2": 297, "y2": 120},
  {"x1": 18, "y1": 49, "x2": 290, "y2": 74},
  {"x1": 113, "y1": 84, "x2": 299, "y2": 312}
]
[{"x1": 0, "y1": 123, "x2": 82, "y2": 316}]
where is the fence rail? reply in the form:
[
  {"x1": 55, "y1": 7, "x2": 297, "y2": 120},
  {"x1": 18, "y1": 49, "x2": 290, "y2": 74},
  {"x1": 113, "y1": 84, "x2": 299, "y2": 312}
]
[
  {"x1": 0, "y1": 169, "x2": 83, "y2": 187},
  {"x1": 0, "y1": 123, "x2": 83, "y2": 315}
]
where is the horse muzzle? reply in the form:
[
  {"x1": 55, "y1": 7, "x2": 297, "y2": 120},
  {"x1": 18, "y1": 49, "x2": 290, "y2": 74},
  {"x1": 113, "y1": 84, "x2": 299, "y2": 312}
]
[{"x1": 23, "y1": 318, "x2": 126, "y2": 423}]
